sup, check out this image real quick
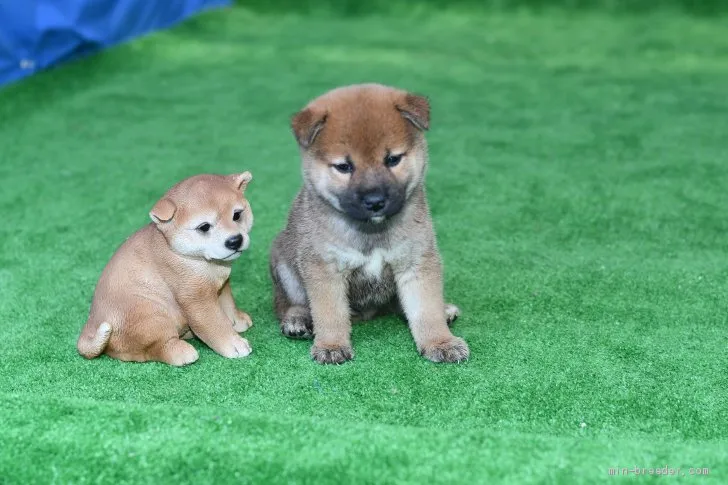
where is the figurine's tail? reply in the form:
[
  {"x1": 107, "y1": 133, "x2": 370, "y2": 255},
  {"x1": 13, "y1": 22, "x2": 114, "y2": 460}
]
[{"x1": 77, "y1": 322, "x2": 112, "y2": 359}]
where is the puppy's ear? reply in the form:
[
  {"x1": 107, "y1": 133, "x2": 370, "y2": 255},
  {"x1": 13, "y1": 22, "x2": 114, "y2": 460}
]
[
  {"x1": 291, "y1": 108, "x2": 327, "y2": 148},
  {"x1": 231, "y1": 171, "x2": 253, "y2": 192},
  {"x1": 396, "y1": 93, "x2": 430, "y2": 131},
  {"x1": 150, "y1": 198, "x2": 176, "y2": 224}
]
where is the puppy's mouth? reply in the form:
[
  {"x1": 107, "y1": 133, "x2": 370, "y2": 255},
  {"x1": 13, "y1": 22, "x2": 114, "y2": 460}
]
[
  {"x1": 333, "y1": 188, "x2": 405, "y2": 224},
  {"x1": 339, "y1": 200, "x2": 405, "y2": 225},
  {"x1": 222, "y1": 251, "x2": 242, "y2": 261}
]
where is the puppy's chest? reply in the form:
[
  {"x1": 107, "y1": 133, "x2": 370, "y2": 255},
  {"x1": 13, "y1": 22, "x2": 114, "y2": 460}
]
[
  {"x1": 324, "y1": 245, "x2": 402, "y2": 311},
  {"x1": 324, "y1": 244, "x2": 408, "y2": 278}
]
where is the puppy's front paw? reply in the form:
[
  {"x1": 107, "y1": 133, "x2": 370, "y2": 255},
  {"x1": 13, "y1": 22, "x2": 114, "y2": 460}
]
[
  {"x1": 310, "y1": 343, "x2": 354, "y2": 364},
  {"x1": 231, "y1": 309, "x2": 253, "y2": 332},
  {"x1": 445, "y1": 303, "x2": 460, "y2": 326},
  {"x1": 420, "y1": 336, "x2": 469, "y2": 363},
  {"x1": 281, "y1": 306, "x2": 313, "y2": 339},
  {"x1": 220, "y1": 334, "x2": 252, "y2": 359}
]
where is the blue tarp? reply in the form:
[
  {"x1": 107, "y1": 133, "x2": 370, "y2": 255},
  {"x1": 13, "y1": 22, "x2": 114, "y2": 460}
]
[{"x1": 0, "y1": 0, "x2": 231, "y2": 87}]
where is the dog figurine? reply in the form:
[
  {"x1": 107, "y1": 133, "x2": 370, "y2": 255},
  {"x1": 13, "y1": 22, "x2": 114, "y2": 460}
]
[
  {"x1": 77, "y1": 172, "x2": 255, "y2": 366},
  {"x1": 270, "y1": 83, "x2": 469, "y2": 364}
]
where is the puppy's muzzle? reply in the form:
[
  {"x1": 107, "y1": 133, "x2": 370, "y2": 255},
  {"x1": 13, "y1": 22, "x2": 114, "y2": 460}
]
[
  {"x1": 340, "y1": 186, "x2": 404, "y2": 222},
  {"x1": 360, "y1": 189, "x2": 388, "y2": 215}
]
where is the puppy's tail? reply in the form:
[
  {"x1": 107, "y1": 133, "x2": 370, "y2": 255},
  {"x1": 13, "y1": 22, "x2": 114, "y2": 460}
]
[{"x1": 77, "y1": 322, "x2": 112, "y2": 359}]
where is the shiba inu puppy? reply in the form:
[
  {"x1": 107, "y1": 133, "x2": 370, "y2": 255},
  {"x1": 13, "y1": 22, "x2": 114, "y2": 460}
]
[
  {"x1": 77, "y1": 172, "x2": 255, "y2": 366},
  {"x1": 270, "y1": 83, "x2": 469, "y2": 364}
]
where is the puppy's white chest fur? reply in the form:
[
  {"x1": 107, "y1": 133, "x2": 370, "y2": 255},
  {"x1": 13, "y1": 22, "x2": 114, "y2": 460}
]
[{"x1": 325, "y1": 245, "x2": 406, "y2": 278}]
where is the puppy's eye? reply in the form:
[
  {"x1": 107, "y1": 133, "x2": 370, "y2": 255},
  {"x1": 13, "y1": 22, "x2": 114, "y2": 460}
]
[
  {"x1": 332, "y1": 160, "x2": 354, "y2": 174},
  {"x1": 384, "y1": 153, "x2": 404, "y2": 168},
  {"x1": 196, "y1": 223, "x2": 212, "y2": 233},
  {"x1": 233, "y1": 210, "x2": 243, "y2": 222}
]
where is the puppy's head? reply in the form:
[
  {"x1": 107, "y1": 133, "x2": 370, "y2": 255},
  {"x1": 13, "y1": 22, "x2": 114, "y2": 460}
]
[
  {"x1": 149, "y1": 172, "x2": 254, "y2": 262},
  {"x1": 291, "y1": 83, "x2": 430, "y2": 224}
]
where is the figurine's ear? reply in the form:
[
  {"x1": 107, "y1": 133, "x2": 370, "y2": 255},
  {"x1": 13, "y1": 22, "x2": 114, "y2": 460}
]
[
  {"x1": 396, "y1": 92, "x2": 430, "y2": 131},
  {"x1": 291, "y1": 107, "x2": 327, "y2": 149},
  {"x1": 149, "y1": 197, "x2": 176, "y2": 224},
  {"x1": 231, "y1": 171, "x2": 253, "y2": 192}
]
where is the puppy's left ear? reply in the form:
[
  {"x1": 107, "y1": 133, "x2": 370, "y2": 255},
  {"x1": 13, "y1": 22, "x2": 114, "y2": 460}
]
[
  {"x1": 231, "y1": 171, "x2": 253, "y2": 192},
  {"x1": 396, "y1": 93, "x2": 430, "y2": 131},
  {"x1": 150, "y1": 198, "x2": 176, "y2": 224}
]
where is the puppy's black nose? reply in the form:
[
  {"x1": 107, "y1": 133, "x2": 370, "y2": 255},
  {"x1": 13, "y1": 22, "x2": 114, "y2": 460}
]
[
  {"x1": 361, "y1": 190, "x2": 387, "y2": 213},
  {"x1": 225, "y1": 234, "x2": 243, "y2": 251}
]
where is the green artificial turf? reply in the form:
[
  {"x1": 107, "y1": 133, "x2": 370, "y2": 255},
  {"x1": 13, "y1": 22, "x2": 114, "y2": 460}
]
[{"x1": 1, "y1": 5, "x2": 728, "y2": 484}]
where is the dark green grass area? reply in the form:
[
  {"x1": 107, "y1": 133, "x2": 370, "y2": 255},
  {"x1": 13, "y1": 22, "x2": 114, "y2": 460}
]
[
  {"x1": 1, "y1": 5, "x2": 728, "y2": 484},
  {"x1": 235, "y1": 0, "x2": 728, "y2": 17}
]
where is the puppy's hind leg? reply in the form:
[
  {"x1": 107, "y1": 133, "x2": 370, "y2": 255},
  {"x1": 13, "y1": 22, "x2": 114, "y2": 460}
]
[
  {"x1": 445, "y1": 303, "x2": 460, "y2": 326},
  {"x1": 391, "y1": 301, "x2": 460, "y2": 326},
  {"x1": 77, "y1": 321, "x2": 112, "y2": 359},
  {"x1": 281, "y1": 305, "x2": 313, "y2": 339},
  {"x1": 150, "y1": 337, "x2": 199, "y2": 367},
  {"x1": 272, "y1": 262, "x2": 313, "y2": 340}
]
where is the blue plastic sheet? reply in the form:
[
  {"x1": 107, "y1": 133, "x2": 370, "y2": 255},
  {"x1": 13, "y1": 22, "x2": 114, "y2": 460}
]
[{"x1": 0, "y1": 0, "x2": 231, "y2": 87}]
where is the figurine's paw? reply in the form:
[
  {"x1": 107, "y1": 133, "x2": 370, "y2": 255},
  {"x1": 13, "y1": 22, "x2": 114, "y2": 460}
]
[
  {"x1": 219, "y1": 334, "x2": 252, "y2": 359},
  {"x1": 231, "y1": 310, "x2": 253, "y2": 332}
]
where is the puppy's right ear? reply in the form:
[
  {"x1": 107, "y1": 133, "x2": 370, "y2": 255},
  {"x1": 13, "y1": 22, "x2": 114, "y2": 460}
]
[
  {"x1": 291, "y1": 108, "x2": 327, "y2": 149},
  {"x1": 149, "y1": 198, "x2": 176, "y2": 224}
]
